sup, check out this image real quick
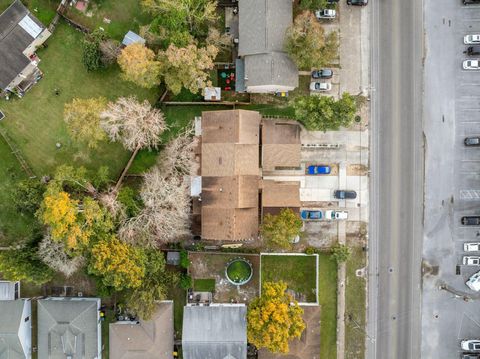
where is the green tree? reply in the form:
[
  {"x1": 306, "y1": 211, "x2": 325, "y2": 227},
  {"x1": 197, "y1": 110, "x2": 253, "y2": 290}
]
[
  {"x1": 125, "y1": 249, "x2": 178, "y2": 320},
  {"x1": 299, "y1": 0, "x2": 328, "y2": 10},
  {"x1": 247, "y1": 281, "x2": 305, "y2": 353},
  {"x1": 11, "y1": 179, "x2": 45, "y2": 214},
  {"x1": 141, "y1": 12, "x2": 193, "y2": 48},
  {"x1": 82, "y1": 29, "x2": 106, "y2": 71},
  {"x1": 293, "y1": 92, "x2": 357, "y2": 131},
  {"x1": 179, "y1": 249, "x2": 190, "y2": 268},
  {"x1": 331, "y1": 243, "x2": 352, "y2": 263},
  {"x1": 261, "y1": 208, "x2": 303, "y2": 249},
  {"x1": 179, "y1": 273, "x2": 192, "y2": 290},
  {"x1": 117, "y1": 186, "x2": 142, "y2": 217}
]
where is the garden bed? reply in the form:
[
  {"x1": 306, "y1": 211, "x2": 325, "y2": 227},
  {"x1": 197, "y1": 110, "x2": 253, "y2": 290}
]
[
  {"x1": 188, "y1": 252, "x2": 260, "y2": 303},
  {"x1": 260, "y1": 254, "x2": 318, "y2": 303}
]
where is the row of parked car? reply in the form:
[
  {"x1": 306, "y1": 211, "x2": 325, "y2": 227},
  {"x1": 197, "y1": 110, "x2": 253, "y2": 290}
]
[{"x1": 463, "y1": 34, "x2": 480, "y2": 70}]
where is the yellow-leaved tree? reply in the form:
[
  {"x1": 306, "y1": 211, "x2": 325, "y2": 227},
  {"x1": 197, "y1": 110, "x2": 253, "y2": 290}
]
[
  {"x1": 88, "y1": 236, "x2": 145, "y2": 291},
  {"x1": 247, "y1": 281, "x2": 305, "y2": 353},
  {"x1": 117, "y1": 43, "x2": 161, "y2": 88}
]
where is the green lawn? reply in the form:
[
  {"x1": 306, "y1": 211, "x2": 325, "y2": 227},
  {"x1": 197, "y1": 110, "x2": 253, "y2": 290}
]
[
  {"x1": 193, "y1": 278, "x2": 215, "y2": 292},
  {"x1": 65, "y1": 0, "x2": 152, "y2": 40},
  {"x1": 345, "y1": 246, "x2": 367, "y2": 359},
  {"x1": 318, "y1": 253, "x2": 338, "y2": 359},
  {"x1": 0, "y1": 136, "x2": 38, "y2": 246},
  {"x1": 0, "y1": 0, "x2": 57, "y2": 25},
  {"x1": 261, "y1": 254, "x2": 317, "y2": 303},
  {"x1": 0, "y1": 21, "x2": 159, "y2": 178},
  {"x1": 169, "y1": 286, "x2": 186, "y2": 338}
]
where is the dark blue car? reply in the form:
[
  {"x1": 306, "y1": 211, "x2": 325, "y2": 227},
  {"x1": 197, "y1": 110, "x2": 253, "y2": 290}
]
[{"x1": 308, "y1": 165, "x2": 331, "y2": 175}]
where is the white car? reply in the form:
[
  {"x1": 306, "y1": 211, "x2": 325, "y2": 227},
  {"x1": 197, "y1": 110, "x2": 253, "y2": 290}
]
[
  {"x1": 465, "y1": 34, "x2": 480, "y2": 44},
  {"x1": 325, "y1": 210, "x2": 348, "y2": 220},
  {"x1": 464, "y1": 242, "x2": 480, "y2": 252},
  {"x1": 466, "y1": 271, "x2": 480, "y2": 291},
  {"x1": 463, "y1": 59, "x2": 480, "y2": 70},
  {"x1": 315, "y1": 9, "x2": 336, "y2": 19},
  {"x1": 463, "y1": 256, "x2": 480, "y2": 266},
  {"x1": 310, "y1": 82, "x2": 332, "y2": 92},
  {"x1": 461, "y1": 339, "x2": 480, "y2": 352}
]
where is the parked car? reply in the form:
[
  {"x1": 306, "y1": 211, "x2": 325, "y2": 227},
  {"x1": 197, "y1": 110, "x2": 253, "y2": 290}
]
[
  {"x1": 463, "y1": 256, "x2": 480, "y2": 266},
  {"x1": 301, "y1": 210, "x2": 323, "y2": 220},
  {"x1": 347, "y1": 0, "x2": 368, "y2": 5},
  {"x1": 465, "y1": 34, "x2": 480, "y2": 44},
  {"x1": 463, "y1": 354, "x2": 480, "y2": 359},
  {"x1": 334, "y1": 190, "x2": 357, "y2": 200},
  {"x1": 467, "y1": 46, "x2": 480, "y2": 55},
  {"x1": 464, "y1": 0, "x2": 480, "y2": 5},
  {"x1": 465, "y1": 243, "x2": 480, "y2": 252},
  {"x1": 311, "y1": 69, "x2": 333, "y2": 79},
  {"x1": 315, "y1": 9, "x2": 336, "y2": 19},
  {"x1": 463, "y1": 59, "x2": 480, "y2": 69},
  {"x1": 308, "y1": 165, "x2": 331, "y2": 175},
  {"x1": 310, "y1": 81, "x2": 332, "y2": 92},
  {"x1": 325, "y1": 210, "x2": 348, "y2": 220},
  {"x1": 466, "y1": 271, "x2": 480, "y2": 291},
  {"x1": 462, "y1": 216, "x2": 480, "y2": 225},
  {"x1": 465, "y1": 137, "x2": 480, "y2": 146},
  {"x1": 462, "y1": 339, "x2": 480, "y2": 352}
]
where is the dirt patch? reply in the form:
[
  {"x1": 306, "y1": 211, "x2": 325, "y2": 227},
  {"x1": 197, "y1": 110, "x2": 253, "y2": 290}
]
[
  {"x1": 188, "y1": 252, "x2": 260, "y2": 303},
  {"x1": 347, "y1": 164, "x2": 369, "y2": 176}
]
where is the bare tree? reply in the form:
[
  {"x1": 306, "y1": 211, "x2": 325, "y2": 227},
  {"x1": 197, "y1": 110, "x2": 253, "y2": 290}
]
[
  {"x1": 99, "y1": 39, "x2": 122, "y2": 66},
  {"x1": 98, "y1": 190, "x2": 125, "y2": 219},
  {"x1": 119, "y1": 167, "x2": 191, "y2": 246},
  {"x1": 38, "y1": 235, "x2": 84, "y2": 277},
  {"x1": 206, "y1": 27, "x2": 233, "y2": 51},
  {"x1": 157, "y1": 125, "x2": 199, "y2": 177},
  {"x1": 101, "y1": 97, "x2": 167, "y2": 192}
]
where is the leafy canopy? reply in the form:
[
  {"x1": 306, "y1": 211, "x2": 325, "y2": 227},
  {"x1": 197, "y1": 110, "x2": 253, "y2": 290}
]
[
  {"x1": 261, "y1": 208, "x2": 303, "y2": 249},
  {"x1": 117, "y1": 43, "x2": 161, "y2": 88}
]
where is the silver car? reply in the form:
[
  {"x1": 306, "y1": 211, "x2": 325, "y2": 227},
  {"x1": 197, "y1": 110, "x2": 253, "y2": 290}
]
[
  {"x1": 465, "y1": 34, "x2": 480, "y2": 44},
  {"x1": 310, "y1": 82, "x2": 332, "y2": 92},
  {"x1": 463, "y1": 256, "x2": 480, "y2": 266},
  {"x1": 464, "y1": 59, "x2": 480, "y2": 70},
  {"x1": 315, "y1": 9, "x2": 336, "y2": 19}
]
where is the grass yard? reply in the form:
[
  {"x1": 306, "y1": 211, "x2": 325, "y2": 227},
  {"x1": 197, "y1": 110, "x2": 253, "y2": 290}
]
[
  {"x1": 0, "y1": 21, "x2": 159, "y2": 178},
  {"x1": 65, "y1": 0, "x2": 152, "y2": 40},
  {"x1": 168, "y1": 286, "x2": 186, "y2": 338},
  {"x1": 318, "y1": 252, "x2": 338, "y2": 359},
  {"x1": 193, "y1": 278, "x2": 216, "y2": 292},
  {"x1": 345, "y1": 245, "x2": 367, "y2": 359},
  {"x1": 261, "y1": 254, "x2": 317, "y2": 303},
  {"x1": 0, "y1": 0, "x2": 57, "y2": 25},
  {"x1": 0, "y1": 136, "x2": 38, "y2": 246}
]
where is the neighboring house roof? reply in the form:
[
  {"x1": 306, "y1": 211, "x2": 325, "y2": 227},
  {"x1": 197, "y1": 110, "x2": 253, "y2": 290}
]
[
  {"x1": 0, "y1": 300, "x2": 30, "y2": 359},
  {"x1": 258, "y1": 306, "x2": 320, "y2": 359},
  {"x1": 237, "y1": 0, "x2": 298, "y2": 91},
  {"x1": 109, "y1": 302, "x2": 173, "y2": 359},
  {"x1": 262, "y1": 120, "x2": 301, "y2": 171},
  {"x1": 37, "y1": 298, "x2": 101, "y2": 359},
  {"x1": 182, "y1": 305, "x2": 247, "y2": 359},
  {"x1": 121, "y1": 31, "x2": 145, "y2": 46},
  {"x1": 262, "y1": 180, "x2": 300, "y2": 208},
  {"x1": 0, "y1": 0, "x2": 45, "y2": 90},
  {"x1": 0, "y1": 281, "x2": 18, "y2": 300},
  {"x1": 200, "y1": 110, "x2": 261, "y2": 241}
]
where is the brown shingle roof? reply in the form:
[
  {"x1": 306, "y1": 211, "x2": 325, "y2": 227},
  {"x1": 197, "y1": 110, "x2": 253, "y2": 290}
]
[
  {"x1": 201, "y1": 110, "x2": 260, "y2": 144},
  {"x1": 262, "y1": 180, "x2": 300, "y2": 208},
  {"x1": 202, "y1": 143, "x2": 259, "y2": 177},
  {"x1": 202, "y1": 207, "x2": 258, "y2": 241},
  {"x1": 109, "y1": 302, "x2": 174, "y2": 359},
  {"x1": 261, "y1": 120, "x2": 301, "y2": 171}
]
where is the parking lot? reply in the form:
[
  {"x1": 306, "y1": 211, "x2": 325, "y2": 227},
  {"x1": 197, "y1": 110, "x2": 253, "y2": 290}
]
[{"x1": 422, "y1": 0, "x2": 480, "y2": 357}]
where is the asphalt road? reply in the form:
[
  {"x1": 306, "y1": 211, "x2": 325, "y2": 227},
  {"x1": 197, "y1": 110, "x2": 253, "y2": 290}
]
[{"x1": 367, "y1": 0, "x2": 424, "y2": 357}]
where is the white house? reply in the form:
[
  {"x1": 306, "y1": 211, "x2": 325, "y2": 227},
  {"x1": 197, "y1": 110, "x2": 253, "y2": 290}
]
[{"x1": 0, "y1": 299, "x2": 32, "y2": 359}]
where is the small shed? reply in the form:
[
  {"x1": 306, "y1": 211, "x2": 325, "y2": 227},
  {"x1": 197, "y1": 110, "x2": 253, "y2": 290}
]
[
  {"x1": 122, "y1": 31, "x2": 146, "y2": 46},
  {"x1": 166, "y1": 252, "x2": 180, "y2": 266},
  {"x1": 204, "y1": 87, "x2": 221, "y2": 101},
  {"x1": 0, "y1": 281, "x2": 19, "y2": 300}
]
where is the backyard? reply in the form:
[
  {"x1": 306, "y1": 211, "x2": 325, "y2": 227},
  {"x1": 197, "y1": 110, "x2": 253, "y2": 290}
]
[
  {"x1": 188, "y1": 252, "x2": 260, "y2": 303},
  {"x1": 260, "y1": 254, "x2": 318, "y2": 303}
]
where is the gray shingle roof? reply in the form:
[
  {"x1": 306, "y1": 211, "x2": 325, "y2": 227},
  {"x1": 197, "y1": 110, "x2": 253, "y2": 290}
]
[
  {"x1": 0, "y1": 300, "x2": 28, "y2": 359},
  {"x1": 38, "y1": 298, "x2": 101, "y2": 359},
  {"x1": 244, "y1": 52, "x2": 299, "y2": 89},
  {"x1": 0, "y1": 0, "x2": 45, "y2": 90},
  {"x1": 182, "y1": 305, "x2": 247, "y2": 359}
]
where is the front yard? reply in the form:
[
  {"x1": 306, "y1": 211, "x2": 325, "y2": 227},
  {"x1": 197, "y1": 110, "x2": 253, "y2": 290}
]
[{"x1": 260, "y1": 254, "x2": 318, "y2": 303}]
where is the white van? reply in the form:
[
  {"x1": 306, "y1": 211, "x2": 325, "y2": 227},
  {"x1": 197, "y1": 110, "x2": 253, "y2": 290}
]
[{"x1": 466, "y1": 271, "x2": 480, "y2": 291}]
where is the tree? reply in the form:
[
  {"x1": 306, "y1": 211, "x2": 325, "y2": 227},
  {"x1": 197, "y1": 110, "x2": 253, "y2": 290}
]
[
  {"x1": 142, "y1": 0, "x2": 218, "y2": 37},
  {"x1": 82, "y1": 29, "x2": 106, "y2": 71},
  {"x1": 101, "y1": 97, "x2": 167, "y2": 191},
  {"x1": 261, "y1": 208, "x2": 303, "y2": 250},
  {"x1": 293, "y1": 92, "x2": 357, "y2": 131},
  {"x1": 206, "y1": 28, "x2": 233, "y2": 51},
  {"x1": 157, "y1": 43, "x2": 218, "y2": 95},
  {"x1": 124, "y1": 249, "x2": 177, "y2": 320},
  {"x1": 247, "y1": 281, "x2": 305, "y2": 353},
  {"x1": 88, "y1": 236, "x2": 145, "y2": 291},
  {"x1": 38, "y1": 235, "x2": 84, "y2": 277},
  {"x1": 331, "y1": 243, "x2": 352, "y2": 263},
  {"x1": 140, "y1": 14, "x2": 193, "y2": 48},
  {"x1": 321, "y1": 31, "x2": 339, "y2": 67},
  {"x1": 11, "y1": 179, "x2": 45, "y2": 214},
  {"x1": 117, "y1": 43, "x2": 161, "y2": 88},
  {"x1": 99, "y1": 39, "x2": 121, "y2": 66},
  {"x1": 119, "y1": 167, "x2": 191, "y2": 246},
  {"x1": 298, "y1": 0, "x2": 328, "y2": 11},
  {"x1": 64, "y1": 97, "x2": 108, "y2": 148}
]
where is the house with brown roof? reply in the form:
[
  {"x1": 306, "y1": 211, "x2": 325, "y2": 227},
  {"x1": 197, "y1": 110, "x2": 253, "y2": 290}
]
[
  {"x1": 200, "y1": 110, "x2": 261, "y2": 241},
  {"x1": 261, "y1": 119, "x2": 301, "y2": 172},
  {"x1": 261, "y1": 180, "x2": 300, "y2": 217},
  {"x1": 109, "y1": 302, "x2": 174, "y2": 359}
]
